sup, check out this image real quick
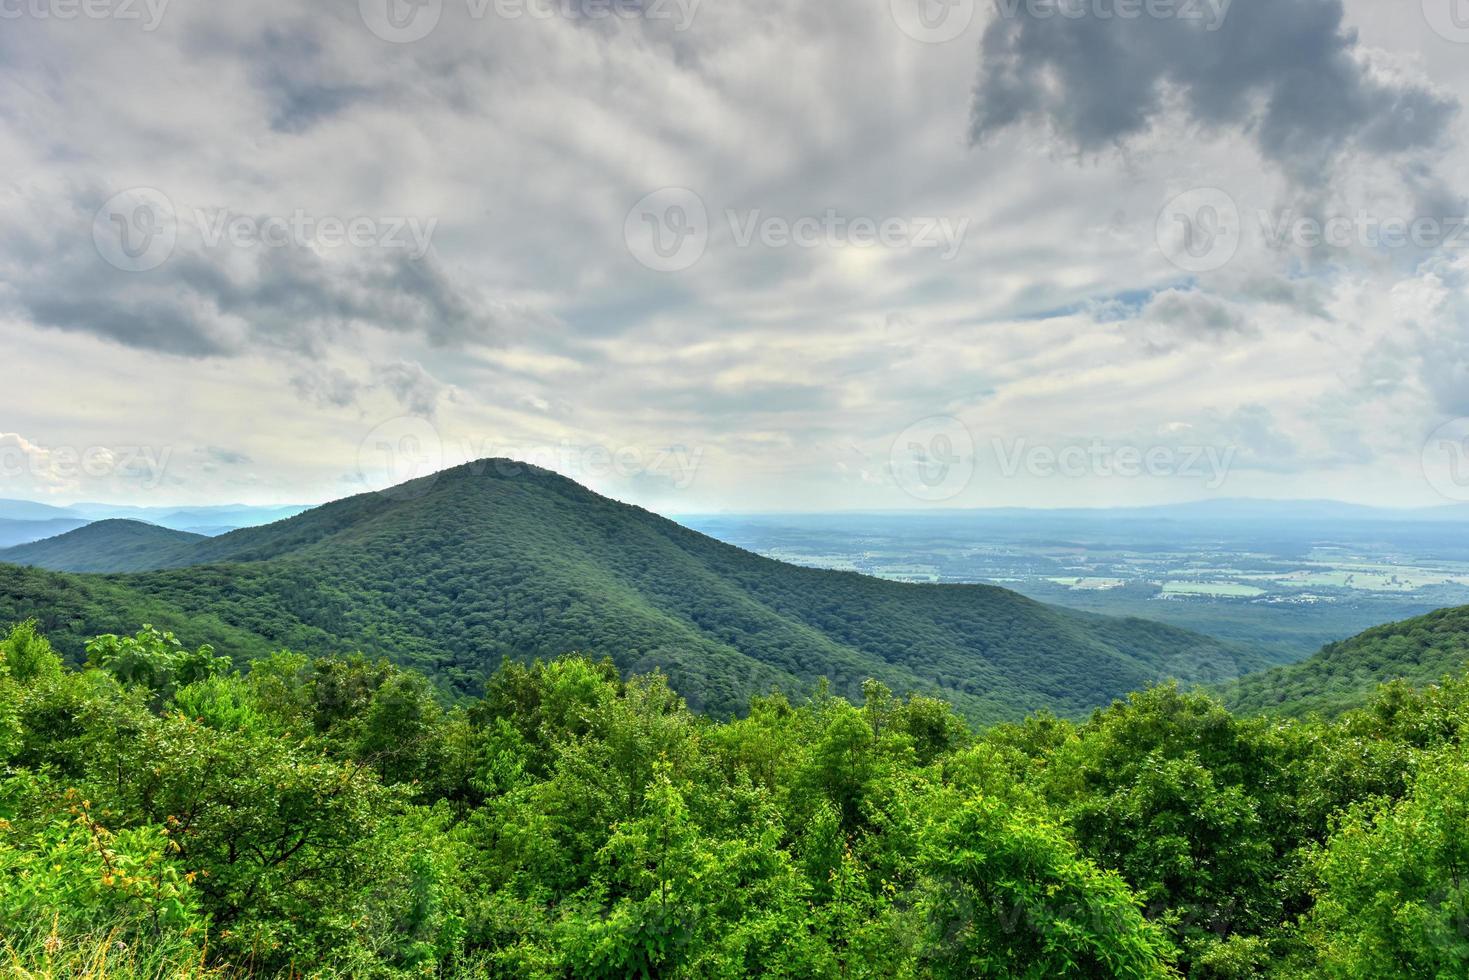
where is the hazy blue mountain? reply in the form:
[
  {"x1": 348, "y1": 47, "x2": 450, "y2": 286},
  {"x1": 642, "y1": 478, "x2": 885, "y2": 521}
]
[
  {"x1": 0, "y1": 518, "x2": 91, "y2": 549},
  {"x1": 0, "y1": 499, "x2": 81, "y2": 521}
]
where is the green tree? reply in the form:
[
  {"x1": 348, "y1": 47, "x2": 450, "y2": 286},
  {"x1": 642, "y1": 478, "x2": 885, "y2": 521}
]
[{"x1": 917, "y1": 795, "x2": 1176, "y2": 979}]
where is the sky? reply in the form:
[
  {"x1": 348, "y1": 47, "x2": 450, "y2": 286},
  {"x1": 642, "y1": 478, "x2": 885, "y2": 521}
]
[{"x1": 4, "y1": 0, "x2": 1469, "y2": 514}]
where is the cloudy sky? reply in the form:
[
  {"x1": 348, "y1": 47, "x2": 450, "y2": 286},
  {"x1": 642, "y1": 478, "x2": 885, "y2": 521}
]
[{"x1": 4, "y1": 0, "x2": 1469, "y2": 512}]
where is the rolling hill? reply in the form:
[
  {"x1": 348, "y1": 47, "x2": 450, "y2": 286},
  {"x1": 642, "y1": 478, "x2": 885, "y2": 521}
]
[
  {"x1": 1224, "y1": 605, "x2": 1469, "y2": 717},
  {"x1": 0, "y1": 460, "x2": 1265, "y2": 722},
  {"x1": 0, "y1": 520, "x2": 206, "y2": 572}
]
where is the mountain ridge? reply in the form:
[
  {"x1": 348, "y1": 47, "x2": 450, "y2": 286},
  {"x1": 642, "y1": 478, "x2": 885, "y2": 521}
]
[
  {"x1": 1224, "y1": 605, "x2": 1469, "y2": 717},
  {"x1": 0, "y1": 459, "x2": 1266, "y2": 723}
]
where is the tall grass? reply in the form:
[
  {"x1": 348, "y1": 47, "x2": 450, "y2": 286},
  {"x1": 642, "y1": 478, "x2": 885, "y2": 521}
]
[{"x1": 2, "y1": 916, "x2": 221, "y2": 980}]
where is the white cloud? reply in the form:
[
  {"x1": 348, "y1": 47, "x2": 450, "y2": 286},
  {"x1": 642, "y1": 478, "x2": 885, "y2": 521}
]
[{"x1": 0, "y1": 0, "x2": 1466, "y2": 510}]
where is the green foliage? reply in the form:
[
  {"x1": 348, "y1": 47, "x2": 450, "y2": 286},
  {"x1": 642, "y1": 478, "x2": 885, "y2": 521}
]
[
  {"x1": 916, "y1": 796, "x2": 1176, "y2": 978},
  {"x1": 2, "y1": 617, "x2": 1469, "y2": 977},
  {"x1": 86, "y1": 625, "x2": 231, "y2": 703},
  {"x1": 1227, "y1": 605, "x2": 1469, "y2": 718},
  {"x1": 1300, "y1": 742, "x2": 1469, "y2": 978}
]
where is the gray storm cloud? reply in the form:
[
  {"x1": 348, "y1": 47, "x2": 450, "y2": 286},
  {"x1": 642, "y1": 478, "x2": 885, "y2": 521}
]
[{"x1": 972, "y1": 0, "x2": 1459, "y2": 179}]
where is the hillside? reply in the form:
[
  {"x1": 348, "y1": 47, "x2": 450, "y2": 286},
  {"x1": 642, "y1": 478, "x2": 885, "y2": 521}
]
[
  {"x1": 0, "y1": 461, "x2": 1263, "y2": 723},
  {"x1": 0, "y1": 519, "x2": 206, "y2": 572},
  {"x1": 1225, "y1": 605, "x2": 1469, "y2": 717}
]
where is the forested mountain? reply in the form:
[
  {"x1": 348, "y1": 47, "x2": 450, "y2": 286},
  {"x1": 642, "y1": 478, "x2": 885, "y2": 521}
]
[
  {"x1": 1226, "y1": 605, "x2": 1469, "y2": 717},
  {"x1": 0, "y1": 519, "x2": 206, "y2": 572},
  {"x1": 0, "y1": 460, "x2": 1262, "y2": 723}
]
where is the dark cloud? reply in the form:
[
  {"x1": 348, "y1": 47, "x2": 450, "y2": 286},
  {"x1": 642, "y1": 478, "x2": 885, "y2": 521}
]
[
  {"x1": 247, "y1": 30, "x2": 374, "y2": 134},
  {"x1": 290, "y1": 366, "x2": 363, "y2": 409},
  {"x1": 1, "y1": 190, "x2": 516, "y2": 360},
  {"x1": 972, "y1": 0, "x2": 1458, "y2": 179},
  {"x1": 1128, "y1": 288, "x2": 1255, "y2": 350},
  {"x1": 290, "y1": 360, "x2": 448, "y2": 417},
  {"x1": 22, "y1": 293, "x2": 235, "y2": 357},
  {"x1": 202, "y1": 446, "x2": 253, "y2": 466},
  {"x1": 371, "y1": 360, "x2": 449, "y2": 418}
]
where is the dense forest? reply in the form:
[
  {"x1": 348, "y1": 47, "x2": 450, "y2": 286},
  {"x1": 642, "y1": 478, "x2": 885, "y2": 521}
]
[
  {"x1": 4, "y1": 617, "x2": 1468, "y2": 978},
  {"x1": 1226, "y1": 605, "x2": 1469, "y2": 718},
  {"x1": 0, "y1": 462, "x2": 1263, "y2": 724}
]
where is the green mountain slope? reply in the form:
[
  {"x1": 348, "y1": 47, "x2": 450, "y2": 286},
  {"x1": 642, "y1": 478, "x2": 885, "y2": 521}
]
[
  {"x1": 0, "y1": 460, "x2": 1262, "y2": 722},
  {"x1": 0, "y1": 520, "x2": 206, "y2": 572},
  {"x1": 1225, "y1": 605, "x2": 1469, "y2": 717}
]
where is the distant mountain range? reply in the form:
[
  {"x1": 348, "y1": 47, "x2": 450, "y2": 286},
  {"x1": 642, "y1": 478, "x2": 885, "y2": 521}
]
[
  {"x1": 0, "y1": 461, "x2": 1265, "y2": 723},
  {"x1": 0, "y1": 517, "x2": 89, "y2": 549},
  {"x1": 681, "y1": 498, "x2": 1469, "y2": 524},
  {"x1": 0, "y1": 499, "x2": 310, "y2": 540}
]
